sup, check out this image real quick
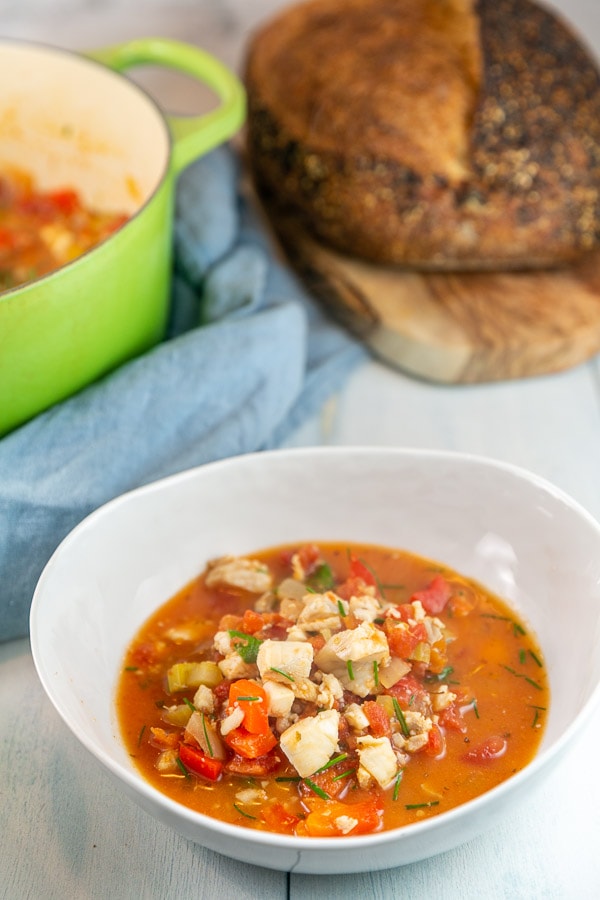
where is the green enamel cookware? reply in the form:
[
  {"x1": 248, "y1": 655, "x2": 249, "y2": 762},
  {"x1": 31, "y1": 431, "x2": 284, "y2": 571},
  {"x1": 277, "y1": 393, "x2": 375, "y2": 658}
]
[{"x1": 0, "y1": 38, "x2": 246, "y2": 436}]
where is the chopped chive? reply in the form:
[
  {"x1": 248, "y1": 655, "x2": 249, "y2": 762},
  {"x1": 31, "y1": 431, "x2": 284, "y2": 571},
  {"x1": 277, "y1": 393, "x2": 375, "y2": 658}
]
[
  {"x1": 373, "y1": 660, "x2": 379, "y2": 687},
  {"x1": 501, "y1": 664, "x2": 543, "y2": 691},
  {"x1": 236, "y1": 696, "x2": 261, "y2": 703},
  {"x1": 124, "y1": 665, "x2": 139, "y2": 672},
  {"x1": 183, "y1": 697, "x2": 196, "y2": 711},
  {"x1": 405, "y1": 801, "x2": 439, "y2": 810},
  {"x1": 176, "y1": 756, "x2": 190, "y2": 778},
  {"x1": 233, "y1": 803, "x2": 257, "y2": 820},
  {"x1": 425, "y1": 665, "x2": 454, "y2": 683},
  {"x1": 373, "y1": 617, "x2": 386, "y2": 625},
  {"x1": 275, "y1": 776, "x2": 301, "y2": 783},
  {"x1": 137, "y1": 724, "x2": 146, "y2": 747},
  {"x1": 529, "y1": 649, "x2": 543, "y2": 668},
  {"x1": 347, "y1": 660, "x2": 355, "y2": 681},
  {"x1": 519, "y1": 649, "x2": 526, "y2": 665},
  {"x1": 315, "y1": 753, "x2": 348, "y2": 774},
  {"x1": 481, "y1": 613, "x2": 511, "y2": 622},
  {"x1": 331, "y1": 768, "x2": 355, "y2": 782},
  {"x1": 337, "y1": 599, "x2": 346, "y2": 616},
  {"x1": 532, "y1": 709, "x2": 540, "y2": 728},
  {"x1": 513, "y1": 622, "x2": 526, "y2": 637},
  {"x1": 392, "y1": 697, "x2": 410, "y2": 737},
  {"x1": 408, "y1": 693, "x2": 415, "y2": 707},
  {"x1": 270, "y1": 666, "x2": 295, "y2": 682},
  {"x1": 393, "y1": 771, "x2": 403, "y2": 801},
  {"x1": 201, "y1": 712, "x2": 214, "y2": 757},
  {"x1": 304, "y1": 778, "x2": 330, "y2": 800},
  {"x1": 472, "y1": 698, "x2": 480, "y2": 719}
]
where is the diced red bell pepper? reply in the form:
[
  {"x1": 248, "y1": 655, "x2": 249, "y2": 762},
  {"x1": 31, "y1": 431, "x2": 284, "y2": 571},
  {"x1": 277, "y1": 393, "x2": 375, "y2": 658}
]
[{"x1": 178, "y1": 742, "x2": 223, "y2": 780}]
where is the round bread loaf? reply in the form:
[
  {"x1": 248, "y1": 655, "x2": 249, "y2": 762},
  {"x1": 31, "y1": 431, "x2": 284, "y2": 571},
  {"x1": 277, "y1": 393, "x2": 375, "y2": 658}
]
[{"x1": 245, "y1": 0, "x2": 600, "y2": 270}]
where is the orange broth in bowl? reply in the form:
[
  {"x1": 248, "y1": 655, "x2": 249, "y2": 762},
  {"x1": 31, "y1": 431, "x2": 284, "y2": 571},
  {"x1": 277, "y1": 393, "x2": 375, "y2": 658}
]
[{"x1": 116, "y1": 541, "x2": 549, "y2": 837}]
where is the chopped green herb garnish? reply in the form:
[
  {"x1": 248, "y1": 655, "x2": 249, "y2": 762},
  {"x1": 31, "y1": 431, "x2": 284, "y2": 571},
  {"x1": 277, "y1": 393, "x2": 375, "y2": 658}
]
[
  {"x1": 405, "y1": 801, "x2": 439, "y2": 810},
  {"x1": 529, "y1": 649, "x2": 543, "y2": 668},
  {"x1": 393, "y1": 771, "x2": 403, "y2": 801},
  {"x1": 392, "y1": 697, "x2": 410, "y2": 737},
  {"x1": 315, "y1": 753, "x2": 348, "y2": 774},
  {"x1": 236, "y1": 696, "x2": 261, "y2": 703},
  {"x1": 228, "y1": 630, "x2": 263, "y2": 664},
  {"x1": 275, "y1": 776, "x2": 301, "y2": 783},
  {"x1": 304, "y1": 778, "x2": 330, "y2": 800},
  {"x1": 425, "y1": 665, "x2": 454, "y2": 683},
  {"x1": 347, "y1": 660, "x2": 355, "y2": 681},
  {"x1": 137, "y1": 724, "x2": 146, "y2": 747},
  {"x1": 501, "y1": 664, "x2": 543, "y2": 691},
  {"x1": 373, "y1": 617, "x2": 385, "y2": 625},
  {"x1": 307, "y1": 563, "x2": 336, "y2": 592},
  {"x1": 176, "y1": 756, "x2": 190, "y2": 778},
  {"x1": 337, "y1": 599, "x2": 346, "y2": 616},
  {"x1": 201, "y1": 712, "x2": 214, "y2": 757},
  {"x1": 270, "y1": 666, "x2": 295, "y2": 682},
  {"x1": 233, "y1": 803, "x2": 257, "y2": 819},
  {"x1": 472, "y1": 698, "x2": 479, "y2": 719},
  {"x1": 183, "y1": 697, "x2": 196, "y2": 711},
  {"x1": 519, "y1": 649, "x2": 526, "y2": 665},
  {"x1": 373, "y1": 659, "x2": 379, "y2": 688},
  {"x1": 331, "y1": 768, "x2": 355, "y2": 782},
  {"x1": 513, "y1": 622, "x2": 526, "y2": 637},
  {"x1": 124, "y1": 665, "x2": 139, "y2": 672}
]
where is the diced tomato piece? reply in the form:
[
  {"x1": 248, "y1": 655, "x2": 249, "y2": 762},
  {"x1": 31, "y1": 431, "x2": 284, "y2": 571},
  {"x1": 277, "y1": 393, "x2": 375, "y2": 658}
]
[
  {"x1": 48, "y1": 189, "x2": 80, "y2": 216},
  {"x1": 228, "y1": 679, "x2": 270, "y2": 734},
  {"x1": 348, "y1": 554, "x2": 377, "y2": 587},
  {"x1": 239, "y1": 608, "x2": 265, "y2": 635},
  {"x1": 363, "y1": 700, "x2": 392, "y2": 738},
  {"x1": 295, "y1": 543, "x2": 321, "y2": 576},
  {"x1": 462, "y1": 735, "x2": 507, "y2": 764},
  {"x1": 385, "y1": 622, "x2": 420, "y2": 659},
  {"x1": 225, "y1": 751, "x2": 281, "y2": 776},
  {"x1": 178, "y1": 742, "x2": 223, "y2": 780},
  {"x1": 424, "y1": 723, "x2": 445, "y2": 758},
  {"x1": 438, "y1": 703, "x2": 467, "y2": 734},
  {"x1": 260, "y1": 802, "x2": 301, "y2": 833},
  {"x1": 411, "y1": 575, "x2": 451, "y2": 615},
  {"x1": 302, "y1": 797, "x2": 382, "y2": 837},
  {"x1": 386, "y1": 674, "x2": 431, "y2": 715},
  {"x1": 224, "y1": 726, "x2": 278, "y2": 759}
]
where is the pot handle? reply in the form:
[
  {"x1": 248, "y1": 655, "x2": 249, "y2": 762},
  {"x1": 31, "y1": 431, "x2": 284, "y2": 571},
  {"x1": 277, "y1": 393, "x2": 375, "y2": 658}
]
[{"x1": 86, "y1": 38, "x2": 246, "y2": 174}]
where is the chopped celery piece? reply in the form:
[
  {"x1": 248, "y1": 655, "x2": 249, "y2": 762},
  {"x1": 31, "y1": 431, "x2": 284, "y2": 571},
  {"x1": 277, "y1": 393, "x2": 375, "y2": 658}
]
[
  {"x1": 166, "y1": 661, "x2": 222, "y2": 693},
  {"x1": 162, "y1": 704, "x2": 193, "y2": 727}
]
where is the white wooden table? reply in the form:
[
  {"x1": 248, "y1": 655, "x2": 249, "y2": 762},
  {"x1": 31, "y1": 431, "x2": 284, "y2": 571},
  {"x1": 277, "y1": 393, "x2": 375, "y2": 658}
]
[{"x1": 2, "y1": 2, "x2": 600, "y2": 897}]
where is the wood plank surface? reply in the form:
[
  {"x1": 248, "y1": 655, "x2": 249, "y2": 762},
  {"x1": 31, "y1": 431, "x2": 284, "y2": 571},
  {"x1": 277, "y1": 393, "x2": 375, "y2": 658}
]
[{"x1": 268, "y1": 207, "x2": 600, "y2": 384}]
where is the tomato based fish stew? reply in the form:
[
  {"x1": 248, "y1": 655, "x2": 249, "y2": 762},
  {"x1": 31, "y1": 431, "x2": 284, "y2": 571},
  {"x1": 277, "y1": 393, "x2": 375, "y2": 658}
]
[
  {"x1": 117, "y1": 542, "x2": 549, "y2": 837},
  {"x1": 0, "y1": 169, "x2": 128, "y2": 291}
]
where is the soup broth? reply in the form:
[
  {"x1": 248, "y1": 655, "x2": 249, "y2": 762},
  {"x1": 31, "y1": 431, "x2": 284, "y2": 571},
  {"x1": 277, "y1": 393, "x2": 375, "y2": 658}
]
[{"x1": 117, "y1": 541, "x2": 549, "y2": 837}]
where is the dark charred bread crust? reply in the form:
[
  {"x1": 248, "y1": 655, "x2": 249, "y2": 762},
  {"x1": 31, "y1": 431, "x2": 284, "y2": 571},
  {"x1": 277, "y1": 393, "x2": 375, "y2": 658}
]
[{"x1": 244, "y1": 0, "x2": 600, "y2": 270}]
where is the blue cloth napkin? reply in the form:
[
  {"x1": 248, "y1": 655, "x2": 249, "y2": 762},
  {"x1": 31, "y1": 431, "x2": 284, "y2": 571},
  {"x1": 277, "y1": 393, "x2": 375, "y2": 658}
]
[{"x1": 0, "y1": 147, "x2": 367, "y2": 643}]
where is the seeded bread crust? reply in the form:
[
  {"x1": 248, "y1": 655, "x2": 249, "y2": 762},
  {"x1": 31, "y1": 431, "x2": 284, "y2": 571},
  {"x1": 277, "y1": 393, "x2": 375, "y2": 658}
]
[{"x1": 245, "y1": 0, "x2": 600, "y2": 270}]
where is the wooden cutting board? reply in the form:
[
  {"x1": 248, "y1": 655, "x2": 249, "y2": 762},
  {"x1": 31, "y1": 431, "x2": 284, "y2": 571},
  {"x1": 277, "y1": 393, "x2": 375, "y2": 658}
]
[{"x1": 266, "y1": 207, "x2": 600, "y2": 384}]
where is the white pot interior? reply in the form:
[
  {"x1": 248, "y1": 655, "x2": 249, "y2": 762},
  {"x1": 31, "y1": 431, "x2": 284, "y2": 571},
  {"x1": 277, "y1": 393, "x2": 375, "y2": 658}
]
[{"x1": 0, "y1": 41, "x2": 170, "y2": 213}]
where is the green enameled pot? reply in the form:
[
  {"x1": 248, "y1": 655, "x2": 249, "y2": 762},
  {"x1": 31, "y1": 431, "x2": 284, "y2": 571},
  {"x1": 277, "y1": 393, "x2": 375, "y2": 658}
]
[{"x1": 0, "y1": 38, "x2": 245, "y2": 436}]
